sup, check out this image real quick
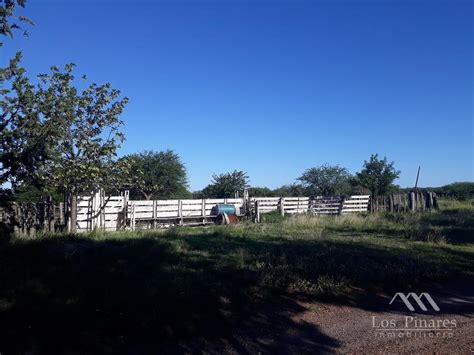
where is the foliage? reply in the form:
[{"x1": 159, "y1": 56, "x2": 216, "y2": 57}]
[
  {"x1": 272, "y1": 183, "x2": 305, "y2": 197},
  {"x1": 248, "y1": 186, "x2": 274, "y2": 197},
  {"x1": 10, "y1": 183, "x2": 63, "y2": 203},
  {"x1": 2, "y1": 63, "x2": 128, "y2": 195},
  {"x1": 298, "y1": 164, "x2": 353, "y2": 196},
  {"x1": 356, "y1": 154, "x2": 400, "y2": 196},
  {"x1": 0, "y1": 0, "x2": 33, "y2": 46},
  {"x1": 0, "y1": 55, "x2": 46, "y2": 187},
  {"x1": 198, "y1": 170, "x2": 249, "y2": 198},
  {"x1": 437, "y1": 182, "x2": 474, "y2": 200},
  {"x1": 118, "y1": 150, "x2": 190, "y2": 200}
]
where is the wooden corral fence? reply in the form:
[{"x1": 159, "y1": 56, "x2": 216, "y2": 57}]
[
  {"x1": 1, "y1": 191, "x2": 439, "y2": 234},
  {"x1": 129, "y1": 198, "x2": 246, "y2": 230},
  {"x1": 252, "y1": 195, "x2": 370, "y2": 221},
  {"x1": 369, "y1": 191, "x2": 438, "y2": 213},
  {"x1": 0, "y1": 198, "x2": 62, "y2": 237},
  {"x1": 76, "y1": 190, "x2": 129, "y2": 232}
]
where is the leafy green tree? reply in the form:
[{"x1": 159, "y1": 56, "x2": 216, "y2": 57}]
[
  {"x1": 248, "y1": 187, "x2": 274, "y2": 197},
  {"x1": 1, "y1": 0, "x2": 33, "y2": 187},
  {"x1": 198, "y1": 170, "x2": 249, "y2": 198},
  {"x1": 356, "y1": 154, "x2": 400, "y2": 196},
  {"x1": 298, "y1": 164, "x2": 352, "y2": 196},
  {"x1": 0, "y1": 58, "x2": 48, "y2": 188},
  {"x1": 272, "y1": 183, "x2": 305, "y2": 197},
  {"x1": 118, "y1": 150, "x2": 190, "y2": 200},
  {"x1": 1, "y1": 0, "x2": 32, "y2": 203},
  {"x1": 39, "y1": 65, "x2": 128, "y2": 231},
  {"x1": 1, "y1": 64, "x2": 128, "y2": 231}
]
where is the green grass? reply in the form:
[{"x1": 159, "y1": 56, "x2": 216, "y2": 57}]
[{"x1": 0, "y1": 199, "x2": 473, "y2": 352}]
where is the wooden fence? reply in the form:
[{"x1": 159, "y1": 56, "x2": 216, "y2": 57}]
[
  {"x1": 0, "y1": 198, "x2": 61, "y2": 237},
  {"x1": 369, "y1": 191, "x2": 438, "y2": 213},
  {"x1": 128, "y1": 198, "x2": 246, "y2": 230},
  {"x1": 252, "y1": 195, "x2": 370, "y2": 220},
  {"x1": 77, "y1": 190, "x2": 128, "y2": 232},
  {"x1": 1, "y1": 191, "x2": 439, "y2": 234}
]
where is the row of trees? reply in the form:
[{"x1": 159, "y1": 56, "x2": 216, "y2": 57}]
[{"x1": 193, "y1": 154, "x2": 400, "y2": 199}]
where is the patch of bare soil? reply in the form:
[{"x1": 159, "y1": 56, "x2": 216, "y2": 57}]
[{"x1": 165, "y1": 280, "x2": 474, "y2": 353}]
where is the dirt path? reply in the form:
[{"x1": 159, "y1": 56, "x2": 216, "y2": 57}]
[
  {"x1": 297, "y1": 282, "x2": 474, "y2": 353},
  {"x1": 168, "y1": 281, "x2": 474, "y2": 353}
]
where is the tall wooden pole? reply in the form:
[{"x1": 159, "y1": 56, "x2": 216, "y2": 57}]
[{"x1": 414, "y1": 165, "x2": 421, "y2": 191}]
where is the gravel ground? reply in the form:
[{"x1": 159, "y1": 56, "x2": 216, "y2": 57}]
[{"x1": 167, "y1": 280, "x2": 474, "y2": 354}]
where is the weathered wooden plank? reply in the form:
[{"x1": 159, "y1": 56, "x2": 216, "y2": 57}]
[{"x1": 205, "y1": 199, "x2": 226, "y2": 204}]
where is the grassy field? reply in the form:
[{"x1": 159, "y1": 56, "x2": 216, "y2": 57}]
[{"x1": 0, "y1": 199, "x2": 473, "y2": 352}]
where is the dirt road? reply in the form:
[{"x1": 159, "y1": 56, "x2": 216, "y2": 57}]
[{"x1": 169, "y1": 281, "x2": 474, "y2": 353}]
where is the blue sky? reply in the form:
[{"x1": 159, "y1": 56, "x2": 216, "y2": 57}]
[{"x1": 2, "y1": 0, "x2": 472, "y2": 190}]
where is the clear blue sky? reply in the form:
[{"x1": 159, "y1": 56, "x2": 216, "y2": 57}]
[{"x1": 2, "y1": 0, "x2": 473, "y2": 191}]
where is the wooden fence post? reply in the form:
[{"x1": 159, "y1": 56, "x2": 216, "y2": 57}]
[
  {"x1": 131, "y1": 202, "x2": 136, "y2": 231},
  {"x1": 152, "y1": 200, "x2": 157, "y2": 229},
  {"x1": 201, "y1": 199, "x2": 206, "y2": 225},
  {"x1": 255, "y1": 201, "x2": 260, "y2": 223},
  {"x1": 178, "y1": 200, "x2": 183, "y2": 225},
  {"x1": 279, "y1": 197, "x2": 285, "y2": 217},
  {"x1": 409, "y1": 192, "x2": 416, "y2": 212}
]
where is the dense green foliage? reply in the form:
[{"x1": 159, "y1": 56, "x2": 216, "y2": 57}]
[
  {"x1": 356, "y1": 154, "x2": 400, "y2": 196},
  {"x1": 36, "y1": 64, "x2": 128, "y2": 195},
  {"x1": 298, "y1": 164, "x2": 353, "y2": 196},
  {"x1": 197, "y1": 170, "x2": 249, "y2": 198},
  {"x1": 1, "y1": 63, "x2": 128, "y2": 193},
  {"x1": 247, "y1": 186, "x2": 275, "y2": 197},
  {"x1": 272, "y1": 183, "x2": 306, "y2": 197},
  {"x1": 118, "y1": 150, "x2": 190, "y2": 200}
]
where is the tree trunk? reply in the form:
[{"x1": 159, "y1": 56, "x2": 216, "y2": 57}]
[
  {"x1": 70, "y1": 193, "x2": 77, "y2": 233},
  {"x1": 140, "y1": 189, "x2": 153, "y2": 200}
]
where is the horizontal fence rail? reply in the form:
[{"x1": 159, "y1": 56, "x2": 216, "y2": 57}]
[{"x1": 1, "y1": 191, "x2": 438, "y2": 234}]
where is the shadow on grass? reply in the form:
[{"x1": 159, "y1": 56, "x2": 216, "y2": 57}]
[
  {"x1": 0, "y1": 229, "x2": 473, "y2": 353},
  {"x1": 0, "y1": 234, "x2": 341, "y2": 354}
]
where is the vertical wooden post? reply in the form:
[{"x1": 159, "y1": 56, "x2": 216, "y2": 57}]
[
  {"x1": 243, "y1": 188, "x2": 249, "y2": 216},
  {"x1": 122, "y1": 191, "x2": 129, "y2": 230},
  {"x1": 433, "y1": 193, "x2": 438, "y2": 209},
  {"x1": 101, "y1": 189, "x2": 106, "y2": 230},
  {"x1": 409, "y1": 192, "x2": 416, "y2": 212},
  {"x1": 152, "y1": 200, "x2": 157, "y2": 229},
  {"x1": 279, "y1": 197, "x2": 285, "y2": 217},
  {"x1": 201, "y1": 199, "x2": 206, "y2": 225},
  {"x1": 90, "y1": 192, "x2": 95, "y2": 231},
  {"x1": 47, "y1": 196, "x2": 54, "y2": 232},
  {"x1": 255, "y1": 201, "x2": 260, "y2": 223},
  {"x1": 388, "y1": 194, "x2": 394, "y2": 213},
  {"x1": 428, "y1": 192, "x2": 434, "y2": 209},
  {"x1": 131, "y1": 202, "x2": 136, "y2": 231},
  {"x1": 59, "y1": 202, "x2": 64, "y2": 225},
  {"x1": 178, "y1": 200, "x2": 183, "y2": 225}
]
